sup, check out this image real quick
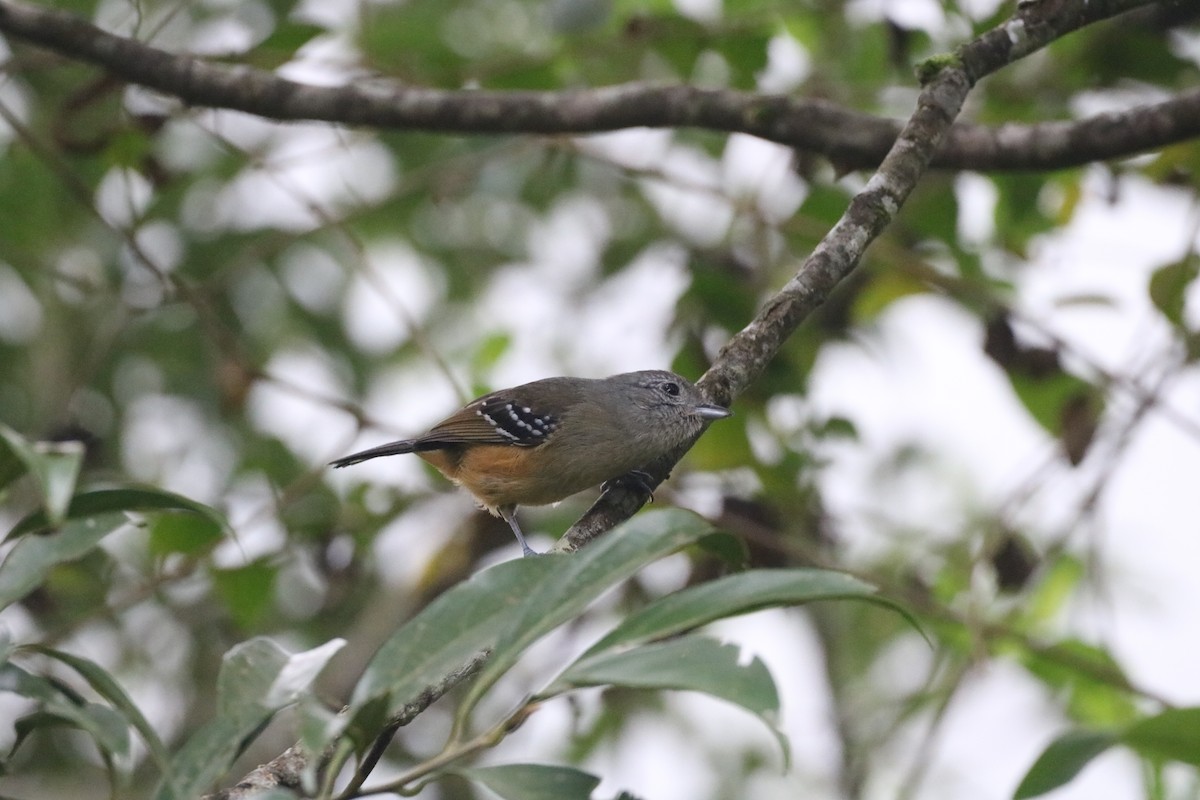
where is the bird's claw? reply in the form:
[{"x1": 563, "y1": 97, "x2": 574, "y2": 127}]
[{"x1": 604, "y1": 469, "x2": 658, "y2": 501}]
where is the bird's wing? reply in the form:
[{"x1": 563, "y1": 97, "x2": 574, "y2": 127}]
[{"x1": 420, "y1": 394, "x2": 561, "y2": 447}]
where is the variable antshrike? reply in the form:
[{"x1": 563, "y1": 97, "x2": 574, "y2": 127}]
[{"x1": 331, "y1": 370, "x2": 730, "y2": 555}]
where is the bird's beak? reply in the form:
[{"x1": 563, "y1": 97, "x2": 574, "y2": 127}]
[{"x1": 693, "y1": 403, "x2": 732, "y2": 420}]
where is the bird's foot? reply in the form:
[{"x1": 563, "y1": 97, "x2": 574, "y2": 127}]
[{"x1": 603, "y1": 469, "x2": 658, "y2": 501}]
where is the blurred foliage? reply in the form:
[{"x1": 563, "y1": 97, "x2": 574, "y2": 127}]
[{"x1": 0, "y1": 0, "x2": 1198, "y2": 798}]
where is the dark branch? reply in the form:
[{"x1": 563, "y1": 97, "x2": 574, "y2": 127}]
[
  {"x1": 0, "y1": 0, "x2": 1195, "y2": 172},
  {"x1": 202, "y1": 652, "x2": 488, "y2": 800}
]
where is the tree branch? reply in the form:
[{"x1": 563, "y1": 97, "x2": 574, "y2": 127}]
[
  {"x1": 0, "y1": 0, "x2": 1194, "y2": 173},
  {"x1": 560, "y1": 0, "x2": 1164, "y2": 550},
  {"x1": 202, "y1": 652, "x2": 488, "y2": 800}
]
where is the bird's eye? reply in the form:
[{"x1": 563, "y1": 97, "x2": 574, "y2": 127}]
[{"x1": 662, "y1": 381, "x2": 681, "y2": 397}]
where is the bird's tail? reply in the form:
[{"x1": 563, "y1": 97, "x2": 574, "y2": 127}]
[{"x1": 329, "y1": 439, "x2": 419, "y2": 468}]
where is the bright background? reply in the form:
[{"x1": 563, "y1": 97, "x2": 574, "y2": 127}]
[{"x1": 1, "y1": 0, "x2": 1198, "y2": 797}]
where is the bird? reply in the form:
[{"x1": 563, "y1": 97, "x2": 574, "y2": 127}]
[{"x1": 330, "y1": 370, "x2": 731, "y2": 556}]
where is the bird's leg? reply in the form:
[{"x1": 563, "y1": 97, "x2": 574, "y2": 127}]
[
  {"x1": 602, "y1": 469, "x2": 659, "y2": 502},
  {"x1": 499, "y1": 505, "x2": 538, "y2": 557}
]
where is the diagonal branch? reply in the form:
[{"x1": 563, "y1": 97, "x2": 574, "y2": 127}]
[
  {"x1": 0, "y1": 0, "x2": 1195, "y2": 172},
  {"x1": 202, "y1": 651, "x2": 489, "y2": 800},
  {"x1": 559, "y1": 0, "x2": 1163, "y2": 550}
]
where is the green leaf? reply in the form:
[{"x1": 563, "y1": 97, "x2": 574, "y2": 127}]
[
  {"x1": 0, "y1": 425, "x2": 26, "y2": 493},
  {"x1": 852, "y1": 269, "x2": 929, "y2": 322},
  {"x1": 32, "y1": 443, "x2": 84, "y2": 525},
  {"x1": 717, "y1": 28, "x2": 772, "y2": 89},
  {"x1": 634, "y1": 16, "x2": 708, "y2": 79},
  {"x1": 71, "y1": 702, "x2": 132, "y2": 760},
  {"x1": 0, "y1": 424, "x2": 83, "y2": 526},
  {"x1": 0, "y1": 663, "x2": 130, "y2": 765},
  {"x1": 456, "y1": 763, "x2": 601, "y2": 800},
  {"x1": 552, "y1": 636, "x2": 786, "y2": 760},
  {"x1": 453, "y1": 509, "x2": 715, "y2": 733},
  {"x1": 0, "y1": 512, "x2": 131, "y2": 610},
  {"x1": 1018, "y1": 639, "x2": 1137, "y2": 727},
  {"x1": 1022, "y1": 556, "x2": 1084, "y2": 625},
  {"x1": 1013, "y1": 729, "x2": 1115, "y2": 799},
  {"x1": 7, "y1": 487, "x2": 229, "y2": 540},
  {"x1": 359, "y1": 1, "x2": 468, "y2": 83},
  {"x1": 264, "y1": 0, "x2": 304, "y2": 16},
  {"x1": 613, "y1": 0, "x2": 674, "y2": 17},
  {"x1": 148, "y1": 512, "x2": 223, "y2": 557},
  {"x1": 471, "y1": 332, "x2": 513, "y2": 373},
  {"x1": 10, "y1": 709, "x2": 70, "y2": 754},
  {"x1": 211, "y1": 561, "x2": 278, "y2": 629},
  {"x1": 21, "y1": 645, "x2": 173, "y2": 780},
  {"x1": 156, "y1": 717, "x2": 252, "y2": 800},
  {"x1": 0, "y1": 487, "x2": 230, "y2": 612},
  {"x1": 0, "y1": 662, "x2": 63, "y2": 703},
  {"x1": 221, "y1": 637, "x2": 345, "y2": 719},
  {"x1": 1149, "y1": 256, "x2": 1199, "y2": 328},
  {"x1": 992, "y1": 173, "x2": 1057, "y2": 254},
  {"x1": 691, "y1": 531, "x2": 748, "y2": 569},
  {"x1": 348, "y1": 554, "x2": 562, "y2": 734},
  {"x1": 249, "y1": 21, "x2": 326, "y2": 68},
  {"x1": 103, "y1": 128, "x2": 154, "y2": 170},
  {"x1": 558, "y1": 635, "x2": 778, "y2": 714},
  {"x1": 295, "y1": 695, "x2": 342, "y2": 778},
  {"x1": 1122, "y1": 707, "x2": 1200, "y2": 766},
  {"x1": 581, "y1": 568, "x2": 884, "y2": 656},
  {"x1": 12, "y1": 706, "x2": 129, "y2": 765},
  {"x1": 156, "y1": 638, "x2": 344, "y2": 800}
]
